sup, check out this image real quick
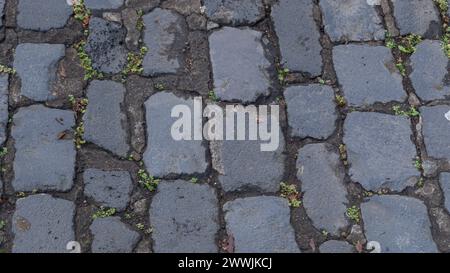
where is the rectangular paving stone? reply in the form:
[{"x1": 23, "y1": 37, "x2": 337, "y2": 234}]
[
  {"x1": 143, "y1": 92, "x2": 207, "y2": 177},
  {"x1": 204, "y1": 0, "x2": 264, "y2": 26},
  {"x1": 12, "y1": 105, "x2": 76, "y2": 192},
  {"x1": 17, "y1": 0, "x2": 72, "y2": 31},
  {"x1": 14, "y1": 43, "x2": 65, "y2": 102},
  {"x1": 361, "y1": 195, "x2": 438, "y2": 253},
  {"x1": 90, "y1": 217, "x2": 140, "y2": 253},
  {"x1": 391, "y1": 0, "x2": 441, "y2": 38},
  {"x1": 343, "y1": 112, "x2": 419, "y2": 191},
  {"x1": 421, "y1": 105, "x2": 450, "y2": 160},
  {"x1": 209, "y1": 27, "x2": 271, "y2": 103},
  {"x1": 271, "y1": 0, "x2": 322, "y2": 76},
  {"x1": 150, "y1": 180, "x2": 219, "y2": 253},
  {"x1": 410, "y1": 40, "x2": 450, "y2": 101},
  {"x1": 85, "y1": 0, "x2": 124, "y2": 9},
  {"x1": 83, "y1": 80, "x2": 130, "y2": 157},
  {"x1": 319, "y1": 0, "x2": 385, "y2": 42},
  {"x1": 142, "y1": 8, "x2": 187, "y2": 76},
  {"x1": 333, "y1": 45, "x2": 406, "y2": 106},
  {"x1": 0, "y1": 74, "x2": 8, "y2": 145},
  {"x1": 13, "y1": 194, "x2": 75, "y2": 253},
  {"x1": 223, "y1": 196, "x2": 300, "y2": 253},
  {"x1": 296, "y1": 143, "x2": 348, "y2": 235},
  {"x1": 284, "y1": 84, "x2": 337, "y2": 139},
  {"x1": 439, "y1": 173, "x2": 450, "y2": 213}
]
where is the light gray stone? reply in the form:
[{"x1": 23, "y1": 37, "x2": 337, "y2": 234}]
[
  {"x1": 209, "y1": 27, "x2": 271, "y2": 103},
  {"x1": 0, "y1": 75, "x2": 8, "y2": 145},
  {"x1": 12, "y1": 194, "x2": 75, "y2": 253},
  {"x1": 12, "y1": 105, "x2": 76, "y2": 192},
  {"x1": 14, "y1": 43, "x2": 65, "y2": 102},
  {"x1": 85, "y1": 0, "x2": 124, "y2": 10},
  {"x1": 361, "y1": 195, "x2": 438, "y2": 253},
  {"x1": 319, "y1": 0, "x2": 385, "y2": 42},
  {"x1": 319, "y1": 240, "x2": 354, "y2": 253},
  {"x1": 333, "y1": 45, "x2": 407, "y2": 106},
  {"x1": 142, "y1": 8, "x2": 187, "y2": 76},
  {"x1": 17, "y1": 0, "x2": 72, "y2": 31},
  {"x1": 90, "y1": 217, "x2": 140, "y2": 253},
  {"x1": 421, "y1": 105, "x2": 450, "y2": 160},
  {"x1": 143, "y1": 92, "x2": 207, "y2": 177},
  {"x1": 85, "y1": 17, "x2": 127, "y2": 74},
  {"x1": 83, "y1": 169, "x2": 133, "y2": 211},
  {"x1": 297, "y1": 143, "x2": 348, "y2": 235},
  {"x1": 83, "y1": 80, "x2": 130, "y2": 157},
  {"x1": 284, "y1": 85, "x2": 337, "y2": 139},
  {"x1": 410, "y1": 40, "x2": 450, "y2": 101},
  {"x1": 343, "y1": 112, "x2": 419, "y2": 191},
  {"x1": 271, "y1": 0, "x2": 322, "y2": 76},
  {"x1": 223, "y1": 196, "x2": 300, "y2": 253},
  {"x1": 150, "y1": 180, "x2": 219, "y2": 253},
  {"x1": 391, "y1": 0, "x2": 441, "y2": 38},
  {"x1": 204, "y1": 0, "x2": 265, "y2": 26},
  {"x1": 439, "y1": 173, "x2": 450, "y2": 213}
]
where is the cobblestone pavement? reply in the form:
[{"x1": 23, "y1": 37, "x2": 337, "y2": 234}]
[{"x1": 0, "y1": 0, "x2": 449, "y2": 253}]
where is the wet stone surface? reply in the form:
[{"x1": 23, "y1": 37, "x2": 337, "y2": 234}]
[
  {"x1": 421, "y1": 105, "x2": 450, "y2": 161},
  {"x1": 90, "y1": 217, "x2": 140, "y2": 253},
  {"x1": 17, "y1": 0, "x2": 72, "y2": 31},
  {"x1": 204, "y1": 0, "x2": 265, "y2": 26}
]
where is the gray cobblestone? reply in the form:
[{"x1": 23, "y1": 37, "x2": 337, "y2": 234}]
[
  {"x1": 85, "y1": 0, "x2": 124, "y2": 10},
  {"x1": 319, "y1": 240, "x2": 354, "y2": 253},
  {"x1": 17, "y1": 0, "x2": 72, "y2": 31},
  {"x1": 90, "y1": 217, "x2": 140, "y2": 253},
  {"x1": 439, "y1": 173, "x2": 450, "y2": 213},
  {"x1": 204, "y1": 0, "x2": 265, "y2": 26},
  {"x1": 0, "y1": 74, "x2": 8, "y2": 145},
  {"x1": 421, "y1": 105, "x2": 450, "y2": 160}
]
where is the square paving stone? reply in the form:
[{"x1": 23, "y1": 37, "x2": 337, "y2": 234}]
[
  {"x1": 297, "y1": 143, "x2": 348, "y2": 235},
  {"x1": 143, "y1": 92, "x2": 208, "y2": 177},
  {"x1": 204, "y1": 0, "x2": 265, "y2": 26},
  {"x1": 223, "y1": 196, "x2": 299, "y2": 253},
  {"x1": 333, "y1": 45, "x2": 406, "y2": 106},
  {"x1": 83, "y1": 169, "x2": 133, "y2": 211},
  {"x1": 319, "y1": 240, "x2": 354, "y2": 253},
  {"x1": 149, "y1": 180, "x2": 219, "y2": 253},
  {"x1": 12, "y1": 194, "x2": 75, "y2": 253},
  {"x1": 361, "y1": 195, "x2": 438, "y2": 253},
  {"x1": 17, "y1": 0, "x2": 72, "y2": 31},
  {"x1": 319, "y1": 0, "x2": 385, "y2": 42},
  {"x1": 391, "y1": 0, "x2": 441, "y2": 38},
  {"x1": 343, "y1": 112, "x2": 419, "y2": 191},
  {"x1": 0, "y1": 74, "x2": 8, "y2": 145},
  {"x1": 85, "y1": 0, "x2": 124, "y2": 9},
  {"x1": 90, "y1": 217, "x2": 140, "y2": 253},
  {"x1": 420, "y1": 105, "x2": 450, "y2": 160},
  {"x1": 12, "y1": 105, "x2": 76, "y2": 192},
  {"x1": 271, "y1": 0, "x2": 322, "y2": 76},
  {"x1": 439, "y1": 173, "x2": 450, "y2": 213},
  {"x1": 142, "y1": 8, "x2": 188, "y2": 76},
  {"x1": 284, "y1": 84, "x2": 337, "y2": 139},
  {"x1": 14, "y1": 43, "x2": 66, "y2": 102},
  {"x1": 85, "y1": 17, "x2": 127, "y2": 74},
  {"x1": 209, "y1": 27, "x2": 272, "y2": 103},
  {"x1": 410, "y1": 40, "x2": 450, "y2": 101},
  {"x1": 83, "y1": 80, "x2": 130, "y2": 157}
]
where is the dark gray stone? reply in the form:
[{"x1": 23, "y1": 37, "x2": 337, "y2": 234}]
[
  {"x1": 343, "y1": 112, "x2": 419, "y2": 191},
  {"x1": 204, "y1": 0, "x2": 265, "y2": 26},
  {"x1": 150, "y1": 180, "x2": 219, "y2": 253},
  {"x1": 83, "y1": 80, "x2": 130, "y2": 157},
  {"x1": 0, "y1": 75, "x2": 8, "y2": 145},
  {"x1": 12, "y1": 194, "x2": 75, "y2": 253},
  {"x1": 209, "y1": 27, "x2": 271, "y2": 103},
  {"x1": 0, "y1": 0, "x2": 5, "y2": 28},
  {"x1": 439, "y1": 173, "x2": 450, "y2": 213},
  {"x1": 333, "y1": 45, "x2": 406, "y2": 106},
  {"x1": 125, "y1": 0, "x2": 160, "y2": 10},
  {"x1": 319, "y1": 0, "x2": 385, "y2": 42},
  {"x1": 223, "y1": 196, "x2": 299, "y2": 253},
  {"x1": 297, "y1": 143, "x2": 348, "y2": 235},
  {"x1": 391, "y1": 0, "x2": 441, "y2": 38},
  {"x1": 85, "y1": 0, "x2": 124, "y2": 9},
  {"x1": 284, "y1": 85, "x2": 337, "y2": 139},
  {"x1": 361, "y1": 195, "x2": 438, "y2": 253},
  {"x1": 90, "y1": 217, "x2": 140, "y2": 253},
  {"x1": 12, "y1": 105, "x2": 76, "y2": 192},
  {"x1": 83, "y1": 169, "x2": 133, "y2": 211},
  {"x1": 142, "y1": 8, "x2": 187, "y2": 76},
  {"x1": 85, "y1": 17, "x2": 127, "y2": 74},
  {"x1": 143, "y1": 92, "x2": 207, "y2": 177},
  {"x1": 319, "y1": 240, "x2": 354, "y2": 253},
  {"x1": 17, "y1": 0, "x2": 72, "y2": 31},
  {"x1": 421, "y1": 105, "x2": 450, "y2": 160},
  {"x1": 410, "y1": 40, "x2": 450, "y2": 101},
  {"x1": 14, "y1": 43, "x2": 65, "y2": 102},
  {"x1": 271, "y1": 0, "x2": 322, "y2": 76}
]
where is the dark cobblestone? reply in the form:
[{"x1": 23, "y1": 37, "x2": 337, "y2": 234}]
[
  {"x1": 0, "y1": 74, "x2": 8, "y2": 145},
  {"x1": 204, "y1": 0, "x2": 265, "y2": 26}
]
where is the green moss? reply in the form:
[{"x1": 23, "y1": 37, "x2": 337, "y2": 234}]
[
  {"x1": 346, "y1": 206, "x2": 360, "y2": 223},
  {"x1": 208, "y1": 90, "x2": 218, "y2": 101},
  {"x1": 280, "y1": 182, "x2": 301, "y2": 208},
  {"x1": 277, "y1": 67, "x2": 289, "y2": 85},
  {"x1": 92, "y1": 207, "x2": 116, "y2": 219},
  {"x1": 434, "y1": 0, "x2": 449, "y2": 13},
  {"x1": 385, "y1": 32, "x2": 397, "y2": 49},
  {"x1": 395, "y1": 61, "x2": 406, "y2": 76},
  {"x1": 335, "y1": 95, "x2": 346, "y2": 107},
  {"x1": 392, "y1": 105, "x2": 420, "y2": 117},
  {"x1": 190, "y1": 177, "x2": 199, "y2": 184},
  {"x1": 397, "y1": 34, "x2": 422, "y2": 54},
  {"x1": 73, "y1": 0, "x2": 91, "y2": 28},
  {"x1": 138, "y1": 169, "x2": 160, "y2": 192},
  {"x1": 154, "y1": 83, "x2": 165, "y2": 91},
  {"x1": 0, "y1": 64, "x2": 15, "y2": 74},
  {"x1": 136, "y1": 9, "x2": 145, "y2": 31},
  {"x1": 122, "y1": 47, "x2": 148, "y2": 76},
  {"x1": 414, "y1": 157, "x2": 422, "y2": 171}
]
